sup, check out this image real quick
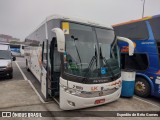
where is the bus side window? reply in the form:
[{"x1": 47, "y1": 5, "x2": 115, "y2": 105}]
[
  {"x1": 149, "y1": 17, "x2": 160, "y2": 64},
  {"x1": 120, "y1": 53, "x2": 126, "y2": 69},
  {"x1": 42, "y1": 41, "x2": 47, "y2": 69},
  {"x1": 121, "y1": 53, "x2": 148, "y2": 71},
  {"x1": 114, "y1": 21, "x2": 149, "y2": 40},
  {"x1": 157, "y1": 42, "x2": 160, "y2": 66}
]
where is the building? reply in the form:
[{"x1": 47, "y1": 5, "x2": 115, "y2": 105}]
[{"x1": 0, "y1": 34, "x2": 20, "y2": 43}]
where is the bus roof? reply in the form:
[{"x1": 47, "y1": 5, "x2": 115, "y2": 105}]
[
  {"x1": 47, "y1": 15, "x2": 112, "y2": 29},
  {"x1": 152, "y1": 14, "x2": 160, "y2": 18},
  {"x1": 27, "y1": 15, "x2": 113, "y2": 38},
  {"x1": 112, "y1": 15, "x2": 160, "y2": 27}
]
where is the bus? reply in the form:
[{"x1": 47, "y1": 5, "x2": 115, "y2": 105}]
[
  {"x1": 10, "y1": 44, "x2": 26, "y2": 56},
  {"x1": 24, "y1": 15, "x2": 134, "y2": 110},
  {"x1": 113, "y1": 14, "x2": 160, "y2": 98}
]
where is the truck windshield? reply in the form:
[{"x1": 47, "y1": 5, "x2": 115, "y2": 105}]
[
  {"x1": 64, "y1": 22, "x2": 120, "y2": 79},
  {"x1": 0, "y1": 50, "x2": 11, "y2": 59}
]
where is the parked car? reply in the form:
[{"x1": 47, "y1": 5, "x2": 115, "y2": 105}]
[{"x1": 0, "y1": 44, "x2": 16, "y2": 79}]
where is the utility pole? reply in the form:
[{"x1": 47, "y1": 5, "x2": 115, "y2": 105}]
[{"x1": 142, "y1": 0, "x2": 146, "y2": 18}]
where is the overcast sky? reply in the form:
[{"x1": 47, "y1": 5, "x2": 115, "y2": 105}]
[{"x1": 0, "y1": 0, "x2": 159, "y2": 40}]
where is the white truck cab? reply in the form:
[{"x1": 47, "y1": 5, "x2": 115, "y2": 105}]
[{"x1": 0, "y1": 44, "x2": 16, "y2": 79}]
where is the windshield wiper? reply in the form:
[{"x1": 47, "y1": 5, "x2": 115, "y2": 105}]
[
  {"x1": 99, "y1": 47, "x2": 115, "y2": 80},
  {"x1": 0, "y1": 58, "x2": 5, "y2": 59},
  {"x1": 71, "y1": 35, "x2": 82, "y2": 68},
  {"x1": 82, "y1": 56, "x2": 97, "y2": 83},
  {"x1": 82, "y1": 47, "x2": 98, "y2": 83}
]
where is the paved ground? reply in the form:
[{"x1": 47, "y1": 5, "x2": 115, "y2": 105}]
[{"x1": 0, "y1": 57, "x2": 159, "y2": 120}]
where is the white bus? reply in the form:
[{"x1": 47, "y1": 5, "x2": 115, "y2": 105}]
[
  {"x1": 10, "y1": 44, "x2": 27, "y2": 56},
  {"x1": 24, "y1": 15, "x2": 134, "y2": 110}
]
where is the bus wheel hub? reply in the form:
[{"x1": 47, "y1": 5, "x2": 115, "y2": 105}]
[{"x1": 136, "y1": 81, "x2": 145, "y2": 92}]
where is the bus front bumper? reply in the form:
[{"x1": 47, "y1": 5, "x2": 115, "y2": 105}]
[{"x1": 60, "y1": 87, "x2": 121, "y2": 110}]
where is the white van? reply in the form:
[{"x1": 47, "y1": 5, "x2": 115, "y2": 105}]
[{"x1": 0, "y1": 44, "x2": 16, "y2": 79}]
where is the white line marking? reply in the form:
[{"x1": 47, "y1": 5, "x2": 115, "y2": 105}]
[
  {"x1": 15, "y1": 61, "x2": 45, "y2": 103},
  {"x1": 133, "y1": 96, "x2": 160, "y2": 108},
  {"x1": 15, "y1": 61, "x2": 28, "y2": 81}
]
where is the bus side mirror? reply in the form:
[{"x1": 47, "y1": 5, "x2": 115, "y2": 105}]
[
  {"x1": 51, "y1": 28, "x2": 65, "y2": 53},
  {"x1": 117, "y1": 36, "x2": 134, "y2": 56}
]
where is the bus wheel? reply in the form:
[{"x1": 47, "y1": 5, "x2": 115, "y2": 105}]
[
  {"x1": 135, "y1": 77, "x2": 150, "y2": 97},
  {"x1": 26, "y1": 60, "x2": 30, "y2": 72}
]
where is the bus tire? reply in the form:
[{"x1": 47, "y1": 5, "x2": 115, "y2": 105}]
[
  {"x1": 135, "y1": 77, "x2": 150, "y2": 98},
  {"x1": 26, "y1": 60, "x2": 30, "y2": 72}
]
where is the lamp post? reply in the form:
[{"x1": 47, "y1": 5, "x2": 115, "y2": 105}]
[{"x1": 142, "y1": 0, "x2": 146, "y2": 18}]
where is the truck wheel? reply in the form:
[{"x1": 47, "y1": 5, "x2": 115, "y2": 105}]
[
  {"x1": 26, "y1": 60, "x2": 30, "y2": 72},
  {"x1": 135, "y1": 77, "x2": 150, "y2": 97}
]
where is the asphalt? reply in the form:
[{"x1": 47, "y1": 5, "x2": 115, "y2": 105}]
[{"x1": 0, "y1": 57, "x2": 159, "y2": 120}]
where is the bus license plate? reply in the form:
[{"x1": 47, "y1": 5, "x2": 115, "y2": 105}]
[{"x1": 94, "y1": 99, "x2": 105, "y2": 104}]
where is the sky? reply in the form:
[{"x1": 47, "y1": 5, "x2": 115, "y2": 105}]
[{"x1": 0, "y1": 0, "x2": 160, "y2": 41}]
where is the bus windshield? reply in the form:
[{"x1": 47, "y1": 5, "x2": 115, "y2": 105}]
[
  {"x1": 64, "y1": 22, "x2": 120, "y2": 79},
  {"x1": 10, "y1": 44, "x2": 20, "y2": 53}
]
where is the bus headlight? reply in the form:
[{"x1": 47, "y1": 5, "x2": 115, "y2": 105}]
[{"x1": 67, "y1": 100, "x2": 75, "y2": 106}]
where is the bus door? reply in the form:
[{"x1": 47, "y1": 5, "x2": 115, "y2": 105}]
[
  {"x1": 49, "y1": 37, "x2": 61, "y2": 100},
  {"x1": 41, "y1": 41, "x2": 48, "y2": 100}
]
